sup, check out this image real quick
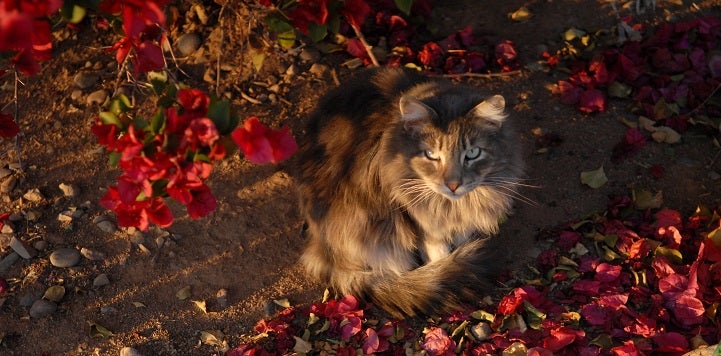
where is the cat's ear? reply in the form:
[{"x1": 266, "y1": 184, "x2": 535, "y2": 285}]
[
  {"x1": 399, "y1": 96, "x2": 435, "y2": 131},
  {"x1": 471, "y1": 95, "x2": 507, "y2": 129}
]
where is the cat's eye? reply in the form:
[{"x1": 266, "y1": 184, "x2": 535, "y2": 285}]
[
  {"x1": 424, "y1": 150, "x2": 440, "y2": 160},
  {"x1": 464, "y1": 147, "x2": 483, "y2": 161}
]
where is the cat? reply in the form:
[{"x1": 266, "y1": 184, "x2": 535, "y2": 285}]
[{"x1": 294, "y1": 67, "x2": 524, "y2": 318}]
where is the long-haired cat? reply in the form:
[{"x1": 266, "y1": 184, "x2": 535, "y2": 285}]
[{"x1": 295, "y1": 68, "x2": 523, "y2": 317}]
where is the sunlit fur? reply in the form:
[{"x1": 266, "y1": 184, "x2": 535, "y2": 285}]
[{"x1": 294, "y1": 68, "x2": 524, "y2": 317}]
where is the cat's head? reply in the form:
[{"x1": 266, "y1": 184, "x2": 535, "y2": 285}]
[{"x1": 394, "y1": 91, "x2": 518, "y2": 200}]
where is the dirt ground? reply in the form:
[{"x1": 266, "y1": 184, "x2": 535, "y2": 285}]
[{"x1": 0, "y1": 0, "x2": 720, "y2": 354}]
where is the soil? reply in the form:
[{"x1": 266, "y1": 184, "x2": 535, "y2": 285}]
[{"x1": 0, "y1": 0, "x2": 720, "y2": 355}]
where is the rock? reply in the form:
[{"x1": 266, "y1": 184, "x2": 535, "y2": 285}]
[
  {"x1": 18, "y1": 292, "x2": 38, "y2": 307},
  {"x1": 299, "y1": 47, "x2": 320, "y2": 62},
  {"x1": 120, "y1": 346, "x2": 143, "y2": 356},
  {"x1": 29, "y1": 299, "x2": 57, "y2": 318},
  {"x1": 176, "y1": 33, "x2": 201, "y2": 56},
  {"x1": 71, "y1": 90, "x2": 83, "y2": 101},
  {"x1": 49, "y1": 248, "x2": 81, "y2": 268},
  {"x1": 57, "y1": 212, "x2": 73, "y2": 223},
  {"x1": 10, "y1": 236, "x2": 37, "y2": 259},
  {"x1": 0, "y1": 252, "x2": 19, "y2": 273},
  {"x1": 0, "y1": 176, "x2": 16, "y2": 193},
  {"x1": 93, "y1": 273, "x2": 110, "y2": 288},
  {"x1": 73, "y1": 71, "x2": 100, "y2": 89},
  {"x1": 23, "y1": 188, "x2": 44, "y2": 202},
  {"x1": 24, "y1": 209, "x2": 41, "y2": 221},
  {"x1": 59, "y1": 183, "x2": 80, "y2": 198},
  {"x1": 470, "y1": 322, "x2": 493, "y2": 341},
  {"x1": 216, "y1": 288, "x2": 228, "y2": 309},
  {"x1": 309, "y1": 63, "x2": 329, "y2": 78},
  {"x1": 81, "y1": 247, "x2": 106, "y2": 261},
  {"x1": 86, "y1": 89, "x2": 108, "y2": 106},
  {"x1": 96, "y1": 220, "x2": 117, "y2": 234},
  {"x1": 100, "y1": 306, "x2": 117, "y2": 314},
  {"x1": 285, "y1": 63, "x2": 300, "y2": 77},
  {"x1": 1, "y1": 223, "x2": 12, "y2": 234},
  {"x1": 33, "y1": 240, "x2": 48, "y2": 251}
]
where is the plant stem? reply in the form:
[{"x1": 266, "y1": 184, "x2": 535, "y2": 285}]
[
  {"x1": 441, "y1": 70, "x2": 523, "y2": 79},
  {"x1": 13, "y1": 70, "x2": 22, "y2": 168},
  {"x1": 351, "y1": 25, "x2": 379, "y2": 67}
]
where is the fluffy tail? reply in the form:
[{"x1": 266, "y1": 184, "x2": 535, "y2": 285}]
[{"x1": 363, "y1": 239, "x2": 499, "y2": 318}]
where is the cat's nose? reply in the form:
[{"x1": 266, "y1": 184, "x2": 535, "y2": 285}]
[{"x1": 446, "y1": 181, "x2": 460, "y2": 193}]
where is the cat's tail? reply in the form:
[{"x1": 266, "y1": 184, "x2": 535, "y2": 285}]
[{"x1": 363, "y1": 238, "x2": 499, "y2": 318}]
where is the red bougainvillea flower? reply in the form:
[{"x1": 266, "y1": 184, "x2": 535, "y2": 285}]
[
  {"x1": 178, "y1": 88, "x2": 210, "y2": 118},
  {"x1": 0, "y1": 113, "x2": 20, "y2": 138},
  {"x1": 0, "y1": 0, "x2": 60, "y2": 75},
  {"x1": 231, "y1": 117, "x2": 297, "y2": 164},
  {"x1": 287, "y1": 0, "x2": 329, "y2": 36},
  {"x1": 0, "y1": 277, "x2": 8, "y2": 294},
  {"x1": 422, "y1": 327, "x2": 456, "y2": 356}
]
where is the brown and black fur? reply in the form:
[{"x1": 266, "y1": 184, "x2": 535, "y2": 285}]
[{"x1": 294, "y1": 68, "x2": 523, "y2": 318}]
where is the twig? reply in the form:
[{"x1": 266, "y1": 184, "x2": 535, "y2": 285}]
[
  {"x1": 215, "y1": 3, "x2": 228, "y2": 97},
  {"x1": 350, "y1": 25, "x2": 379, "y2": 67},
  {"x1": 13, "y1": 70, "x2": 22, "y2": 168},
  {"x1": 440, "y1": 70, "x2": 523, "y2": 79}
]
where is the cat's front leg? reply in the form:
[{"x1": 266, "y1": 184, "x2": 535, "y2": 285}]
[{"x1": 422, "y1": 238, "x2": 451, "y2": 263}]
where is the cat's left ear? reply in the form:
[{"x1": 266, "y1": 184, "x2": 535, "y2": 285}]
[
  {"x1": 399, "y1": 96, "x2": 436, "y2": 131},
  {"x1": 471, "y1": 95, "x2": 507, "y2": 129}
]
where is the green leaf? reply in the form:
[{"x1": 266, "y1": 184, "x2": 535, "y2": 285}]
[
  {"x1": 523, "y1": 301, "x2": 546, "y2": 330},
  {"x1": 150, "y1": 108, "x2": 165, "y2": 135},
  {"x1": 207, "y1": 97, "x2": 235, "y2": 135},
  {"x1": 308, "y1": 23, "x2": 328, "y2": 43},
  {"x1": 394, "y1": 0, "x2": 414, "y2": 15},
  {"x1": 266, "y1": 16, "x2": 296, "y2": 49},
  {"x1": 109, "y1": 94, "x2": 132, "y2": 115},
  {"x1": 98, "y1": 111, "x2": 123, "y2": 128},
  {"x1": 108, "y1": 152, "x2": 120, "y2": 167},
  {"x1": 470, "y1": 309, "x2": 495, "y2": 322},
  {"x1": 251, "y1": 51, "x2": 266, "y2": 72},
  {"x1": 655, "y1": 246, "x2": 683, "y2": 264},
  {"x1": 88, "y1": 321, "x2": 114, "y2": 338},
  {"x1": 580, "y1": 165, "x2": 608, "y2": 189},
  {"x1": 61, "y1": 4, "x2": 87, "y2": 24}
]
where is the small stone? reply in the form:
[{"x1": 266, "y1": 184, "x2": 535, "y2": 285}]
[
  {"x1": 59, "y1": 183, "x2": 80, "y2": 198},
  {"x1": 81, "y1": 247, "x2": 106, "y2": 261},
  {"x1": 155, "y1": 236, "x2": 165, "y2": 249},
  {"x1": 299, "y1": 47, "x2": 320, "y2": 62},
  {"x1": 29, "y1": 299, "x2": 57, "y2": 318},
  {"x1": 71, "y1": 90, "x2": 83, "y2": 101},
  {"x1": 138, "y1": 243, "x2": 151, "y2": 254},
  {"x1": 708, "y1": 171, "x2": 721, "y2": 181},
  {"x1": 23, "y1": 188, "x2": 44, "y2": 202},
  {"x1": 176, "y1": 33, "x2": 201, "y2": 56},
  {"x1": 93, "y1": 273, "x2": 110, "y2": 288},
  {"x1": 285, "y1": 63, "x2": 300, "y2": 77},
  {"x1": 49, "y1": 247, "x2": 81, "y2": 268},
  {"x1": 120, "y1": 346, "x2": 144, "y2": 356},
  {"x1": 216, "y1": 288, "x2": 228, "y2": 309},
  {"x1": 33, "y1": 240, "x2": 48, "y2": 251},
  {"x1": 57, "y1": 212, "x2": 73, "y2": 223},
  {"x1": 10, "y1": 236, "x2": 37, "y2": 259},
  {"x1": 0, "y1": 176, "x2": 16, "y2": 193},
  {"x1": 1, "y1": 223, "x2": 12, "y2": 234},
  {"x1": 96, "y1": 220, "x2": 117, "y2": 234},
  {"x1": 470, "y1": 322, "x2": 493, "y2": 341},
  {"x1": 73, "y1": 71, "x2": 100, "y2": 89},
  {"x1": 0, "y1": 252, "x2": 19, "y2": 273},
  {"x1": 24, "y1": 209, "x2": 41, "y2": 221},
  {"x1": 19, "y1": 293, "x2": 38, "y2": 307},
  {"x1": 100, "y1": 306, "x2": 117, "y2": 314},
  {"x1": 309, "y1": 63, "x2": 329, "y2": 78},
  {"x1": 87, "y1": 89, "x2": 108, "y2": 106}
]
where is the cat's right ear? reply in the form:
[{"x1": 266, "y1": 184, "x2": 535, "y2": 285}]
[{"x1": 399, "y1": 96, "x2": 435, "y2": 131}]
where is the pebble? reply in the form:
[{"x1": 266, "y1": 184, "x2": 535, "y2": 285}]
[
  {"x1": 86, "y1": 89, "x2": 108, "y2": 106},
  {"x1": 216, "y1": 288, "x2": 228, "y2": 309},
  {"x1": 0, "y1": 176, "x2": 16, "y2": 193},
  {"x1": 49, "y1": 248, "x2": 81, "y2": 268},
  {"x1": 176, "y1": 33, "x2": 201, "y2": 56},
  {"x1": 57, "y1": 212, "x2": 73, "y2": 223},
  {"x1": 93, "y1": 273, "x2": 110, "y2": 288},
  {"x1": 0, "y1": 252, "x2": 19, "y2": 273},
  {"x1": 309, "y1": 63, "x2": 329, "y2": 78},
  {"x1": 1, "y1": 223, "x2": 12, "y2": 234},
  {"x1": 10, "y1": 236, "x2": 37, "y2": 259},
  {"x1": 299, "y1": 47, "x2": 320, "y2": 62},
  {"x1": 470, "y1": 322, "x2": 493, "y2": 341},
  {"x1": 73, "y1": 71, "x2": 100, "y2": 89},
  {"x1": 33, "y1": 240, "x2": 48, "y2": 251},
  {"x1": 59, "y1": 183, "x2": 80, "y2": 198},
  {"x1": 81, "y1": 247, "x2": 106, "y2": 261},
  {"x1": 23, "y1": 188, "x2": 44, "y2": 202},
  {"x1": 120, "y1": 346, "x2": 143, "y2": 356},
  {"x1": 96, "y1": 220, "x2": 117, "y2": 234},
  {"x1": 285, "y1": 63, "x2": 300, "y2": 77},
  {"x1": 71, "y1": 89, "x2": 83, "y2": 101},
  {"x1": 24, "y1": 209, "x2": 41, "y2": 221},
  {"x1": 19, "y1": 292, "x2": 38, "y2": 307},
  {"x1": 101, "y1": 306, "x2": 117, "y2": 314},
  {"x1": 29, "y1": 299, "x2": 57, "y2": 318}
]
